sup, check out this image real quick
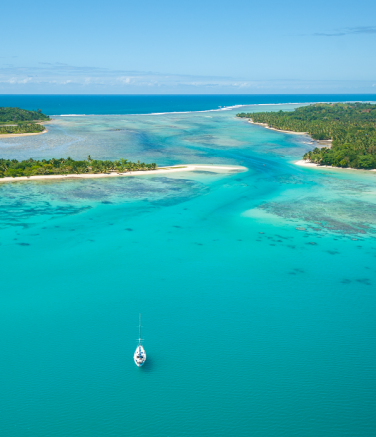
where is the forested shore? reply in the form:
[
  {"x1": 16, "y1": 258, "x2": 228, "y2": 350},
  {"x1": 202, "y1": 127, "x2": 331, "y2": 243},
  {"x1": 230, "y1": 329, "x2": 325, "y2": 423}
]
[
  {"x1": 0, "y1": 157, "x2": 157, "y2": 178},
  {"x1": 0, "y1": 107, "x2": 50, "y2": 135},
  {"x1": 237, "y1": 103, "x2": 376, "y2": 169}
]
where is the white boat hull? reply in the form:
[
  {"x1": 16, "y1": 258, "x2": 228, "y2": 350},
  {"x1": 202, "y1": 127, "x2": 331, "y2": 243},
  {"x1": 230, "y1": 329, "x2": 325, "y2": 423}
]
[{"x1": 134, "y1": 345, "x2": 146, "y2": 367}]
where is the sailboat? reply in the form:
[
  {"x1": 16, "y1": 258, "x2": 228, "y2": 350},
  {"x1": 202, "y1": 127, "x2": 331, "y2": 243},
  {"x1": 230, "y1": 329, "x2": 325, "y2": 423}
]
[{"x1": 134, "y1": 314, "x2": 147, "y2": 367}]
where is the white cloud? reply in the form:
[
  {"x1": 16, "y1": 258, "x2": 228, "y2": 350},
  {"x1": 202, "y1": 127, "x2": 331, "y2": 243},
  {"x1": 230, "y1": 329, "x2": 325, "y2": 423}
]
[
  {"x1": 117, "y1": 76, "x2": 133, "y2": 84},
  {"x1": 314, "y1": 25, "x2": 376, "y2": 37},
  {"x1": 0, "y1": 64, "x2": 375, "y2": 93},
  {"x1": 7, "y1": 77, "x2": 32, "y2": 84}
]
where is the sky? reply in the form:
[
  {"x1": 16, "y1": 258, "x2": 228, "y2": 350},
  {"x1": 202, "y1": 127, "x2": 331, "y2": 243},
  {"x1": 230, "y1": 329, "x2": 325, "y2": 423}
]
[{"x1": 1, "y1": 0, "x2": 375, "y2": 94}]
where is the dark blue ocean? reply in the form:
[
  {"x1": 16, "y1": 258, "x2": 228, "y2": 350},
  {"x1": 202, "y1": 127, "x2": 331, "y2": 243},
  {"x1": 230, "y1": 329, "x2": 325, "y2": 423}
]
[
  {"x1": 0, "y1": 95, "x2": 375, "y2": 436},
  {"x1": 1, "y1": 94, "x2": 375, "y2": 115}
]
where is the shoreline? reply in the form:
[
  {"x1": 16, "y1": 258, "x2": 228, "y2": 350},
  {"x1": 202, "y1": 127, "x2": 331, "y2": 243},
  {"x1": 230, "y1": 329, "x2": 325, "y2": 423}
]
[
  {"x1": 0, "y1": 164, "x2": 247, "y2": 184},
  {"x1": 248, "y1": 120, "x2": 308, "y2": 135},
  {"x1": 294, "y1": 160, "x2": 376, "y2": 172},
  {"x1": 0, "y1": 129, "x2": 48, "y2": 138},
  {"x1": 248, "y1": 120, "x2": 333, "y2": 147},
  {"x1": 247, "y1": 118, "x2": 375, "y2": 174}
]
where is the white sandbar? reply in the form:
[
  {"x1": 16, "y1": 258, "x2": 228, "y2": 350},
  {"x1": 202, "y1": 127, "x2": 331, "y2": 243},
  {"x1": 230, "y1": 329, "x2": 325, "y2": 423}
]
[{"x1": 0, "y1": 164, "x2": 247, "y2": 184}]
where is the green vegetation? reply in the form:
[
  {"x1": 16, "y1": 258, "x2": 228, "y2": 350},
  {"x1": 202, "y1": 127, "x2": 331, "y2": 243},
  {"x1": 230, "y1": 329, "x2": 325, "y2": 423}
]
[
  {"x1": 237, "y1": 103, "x2": 376, "y2": 169},
  {"x1": 0, "y1": 123, "x2": 46, "y2": 135},
  {"x1": 0, "y1": 107, "x2": 50, "y2": 135},
  {"x1": 0, "y1": 156, "x2": 158, "y2": 178}
]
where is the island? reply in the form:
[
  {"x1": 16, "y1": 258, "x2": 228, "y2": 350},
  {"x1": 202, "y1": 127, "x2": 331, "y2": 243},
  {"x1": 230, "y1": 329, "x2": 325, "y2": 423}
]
[
  {"x1": 0, "y1": 157, "x2": 157, "y2": 178},
  {"x1": 0, "y1": 156, "x2": 246, "y2": 183},
  {"x1": 237, "y1": 103, "x2": 376, "y2": 170},
  {"x1": 0, "y1": 107, "x2": 50, "y2": 136}
]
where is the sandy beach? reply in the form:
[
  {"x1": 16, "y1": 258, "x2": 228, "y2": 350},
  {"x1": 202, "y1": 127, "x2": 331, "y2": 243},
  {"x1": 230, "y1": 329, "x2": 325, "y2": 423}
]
[
  {"x1": 248, "y1": 120, "x2": 333, "y2": 148},
  {"x1": 0, "y1": 129, "x2": 48, "y2": 138},
  {"x1": 295, "y1": 160, "x2": 376, "y2": 172},
  {"x1": 0, "y1": 164, "x2": 247, "y2": 184},
  {"x1": 249, "y1": 120, "x2": 308, "y2": 135},
  {"x1": 315, "y1": 139, "x2": 332, "y2": 147}
]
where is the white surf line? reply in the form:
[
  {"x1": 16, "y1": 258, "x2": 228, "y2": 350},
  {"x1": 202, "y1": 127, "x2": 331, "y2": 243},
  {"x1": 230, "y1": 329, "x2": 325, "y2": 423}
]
[{"x1": 0, "y1": 164, "x2": 247, "y2": 184}]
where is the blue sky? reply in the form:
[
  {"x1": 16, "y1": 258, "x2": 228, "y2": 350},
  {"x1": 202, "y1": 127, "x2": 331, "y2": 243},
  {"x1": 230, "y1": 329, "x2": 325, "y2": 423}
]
[{"x1": 1, "y1": 0, "x2": 375, "y2": 93}]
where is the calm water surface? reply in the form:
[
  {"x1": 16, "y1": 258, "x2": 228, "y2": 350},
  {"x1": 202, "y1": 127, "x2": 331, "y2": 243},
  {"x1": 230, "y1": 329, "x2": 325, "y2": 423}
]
[{"x1": 0, "y1": 100, "x2": 375, "y2": 436}]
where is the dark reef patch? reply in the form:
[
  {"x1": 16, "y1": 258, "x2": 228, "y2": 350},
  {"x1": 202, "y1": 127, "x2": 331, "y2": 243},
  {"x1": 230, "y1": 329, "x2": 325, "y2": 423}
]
[
  {"x1": 356, "y1": 278, "x2": 371, "y2": 285},
  {"x1": 0, "y1": 177, "x2": 207, "y2": 228},
  {"x1": 258, "y1": 197, "x2": 376, "y2": 235}
]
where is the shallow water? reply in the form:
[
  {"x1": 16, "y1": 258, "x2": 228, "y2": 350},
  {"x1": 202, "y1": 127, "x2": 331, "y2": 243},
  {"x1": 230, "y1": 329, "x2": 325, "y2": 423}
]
[{"x1": 1, "y1": 104, "x2": 376, "y2": 436}]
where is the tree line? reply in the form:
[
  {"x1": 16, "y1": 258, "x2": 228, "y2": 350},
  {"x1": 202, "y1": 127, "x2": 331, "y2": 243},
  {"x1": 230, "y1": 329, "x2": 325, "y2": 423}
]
[
  {"x1": 0, "y1": 123, "x2": 46, "y2": 135},
  {"x1": 0, "y1": 157, "x2": 158, "y2": 178},
  {"x1": 0, "y1": 107, "x2": 50, "y2": 134},
  {"x1": 237, "y1": 103, "x2": 376, "y2": 169},
  {"x1": 0, "y1": 107, "x2": 50, "y2": 123}
]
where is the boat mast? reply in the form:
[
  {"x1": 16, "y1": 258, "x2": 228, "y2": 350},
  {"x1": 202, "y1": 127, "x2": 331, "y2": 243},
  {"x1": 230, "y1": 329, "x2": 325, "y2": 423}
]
[{"x1": 139, "y1": 314, "x2": 141, "y2": 345}]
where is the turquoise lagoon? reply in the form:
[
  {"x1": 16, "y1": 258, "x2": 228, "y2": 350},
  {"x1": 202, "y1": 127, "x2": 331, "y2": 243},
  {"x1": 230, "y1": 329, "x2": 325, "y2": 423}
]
[{"x1": 0, "y1": 104, "x2": 375, "y2": 436}]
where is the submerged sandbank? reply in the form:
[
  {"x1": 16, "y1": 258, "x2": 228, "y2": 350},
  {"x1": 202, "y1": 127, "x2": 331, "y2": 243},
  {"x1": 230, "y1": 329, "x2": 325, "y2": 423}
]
[
  {"x1": 295, "y1": 160, "x2": 376, "y2": 172},
  {"x1": 0, "y1": 164, "x2": 247, "y2": 184}
]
